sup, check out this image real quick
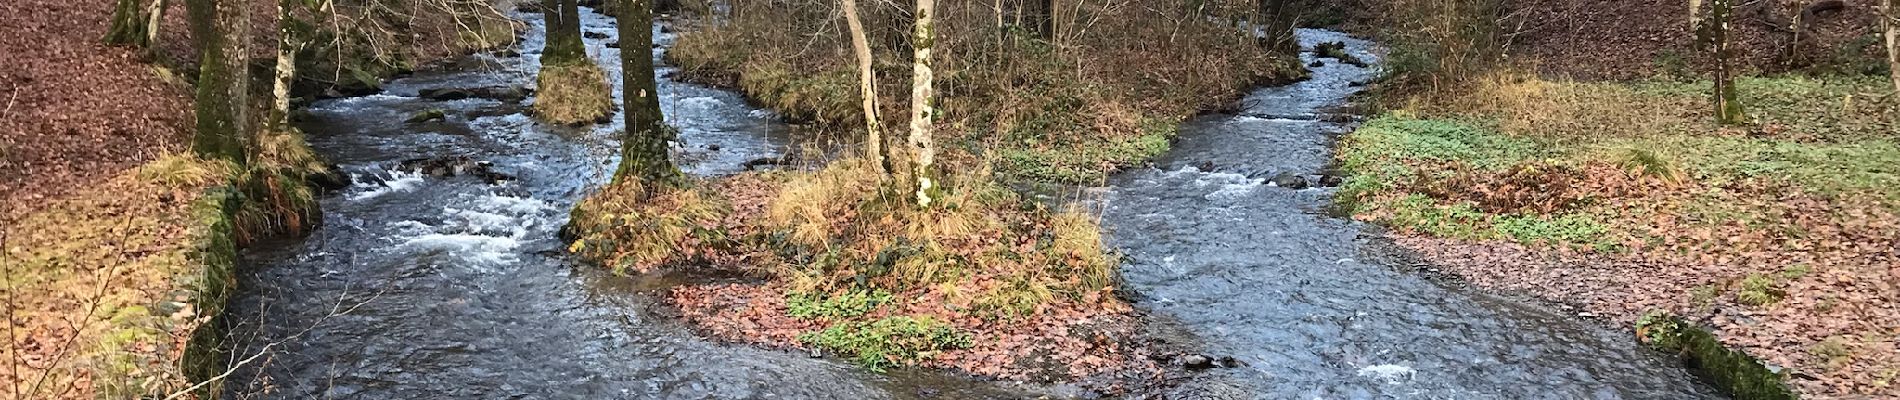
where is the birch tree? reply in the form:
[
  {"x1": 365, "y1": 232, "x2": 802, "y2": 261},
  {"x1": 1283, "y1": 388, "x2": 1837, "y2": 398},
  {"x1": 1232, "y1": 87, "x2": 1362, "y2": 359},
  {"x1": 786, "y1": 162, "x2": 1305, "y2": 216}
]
[
  {"x1": 612, "y1": 0, "x2": 681, "y2": 184},
  {"x1": 908, "y1": 0, "x2": 939, "y2": 207},
  {"x1": 188, "y1": 0, "x2": 252, "y2": 163},
  {"x1": 843, "y1": 0, "x2": 892, "y2": 176}
]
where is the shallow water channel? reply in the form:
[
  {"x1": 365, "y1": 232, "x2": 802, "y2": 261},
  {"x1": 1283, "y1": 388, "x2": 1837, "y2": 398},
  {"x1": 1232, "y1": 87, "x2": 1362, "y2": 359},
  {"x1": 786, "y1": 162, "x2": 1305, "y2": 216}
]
[
  {"x1": 223, "y1": 9, "x2": 1724, "y2": 399},
  {"x1": 1101, "y1": 30, "x2": 1723, "y2": 399}
]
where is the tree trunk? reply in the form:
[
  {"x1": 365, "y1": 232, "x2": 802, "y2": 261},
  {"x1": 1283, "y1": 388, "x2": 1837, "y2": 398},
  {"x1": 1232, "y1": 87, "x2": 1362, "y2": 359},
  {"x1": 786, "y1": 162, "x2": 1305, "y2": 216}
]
[
  {"x1": 1884, "y1": 0, "x2": 1899, "y2": 92},
  {"x1": 1257, "y1": 0, "x2": 1297, "y2": 54},
  {"x1": 1711, "y1": 0, "x2": 1745, "y2": 124},
  {"x1": 106, "y1": 0, "x2": 153, "y2": 47},
  {"x1": 544, "y1": 0, "x2": 587, "y2": 65},
  {"x1": 613, "y1": 0, "x2": 681, "y2": 184},
  {"x1": 188, "y1": 0, "x2": 252, "y2": 163},
  {"x1": 844, "y1": 0, "x2": 891, "y2": 176},
  {"x1": 144, "y1": 0, "x2": 168, "y2": 48},
  {"x1": 1024, "y1": 0, "x2": 1053, "y2": 40},
  {"x1": 269, "y1": 0, "x2": 301, "y2": 128},
  {"x1": 908, "y1": 0, "x2": 938, "y2": 207}
]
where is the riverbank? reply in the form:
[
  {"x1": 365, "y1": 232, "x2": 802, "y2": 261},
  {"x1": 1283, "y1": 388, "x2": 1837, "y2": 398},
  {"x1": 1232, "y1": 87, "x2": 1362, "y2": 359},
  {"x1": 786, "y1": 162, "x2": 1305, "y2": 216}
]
[{"x1": 1338, "y1": 73, "x2": 1899, "y2": 397}]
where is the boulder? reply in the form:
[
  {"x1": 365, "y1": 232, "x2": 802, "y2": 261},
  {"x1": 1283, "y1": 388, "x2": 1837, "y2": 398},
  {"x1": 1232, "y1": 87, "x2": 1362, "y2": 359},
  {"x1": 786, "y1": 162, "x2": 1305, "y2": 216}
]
[
  {"x1": 1318, "y1": 173, "x2": 1345, "y2": 187},
  {"x1": 405, "y1": 108, "x2": 447, "y2": 123},
  {"x1": 583, "y1": 31, "x2": 610, "y2": 39},
  {"x1": 1269, "y1": 172, "x2": 1309, "y2": 189}
]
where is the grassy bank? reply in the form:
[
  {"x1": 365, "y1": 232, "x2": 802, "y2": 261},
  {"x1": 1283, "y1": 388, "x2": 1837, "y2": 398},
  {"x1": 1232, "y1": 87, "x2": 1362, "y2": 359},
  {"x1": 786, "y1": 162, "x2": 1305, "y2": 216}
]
[
  {"x1": 2, "y1": 156, "x2": 241, "y2": 399},
  {"x1": 568, "y1": 161, "x2": 1153, "y2": 383},
  {"x1": 664, "y1": 0, "x2": 1304, "y2": 184},
  {"x1": 1339, "y1": 72, "x2": 1900, "y2": 397}
]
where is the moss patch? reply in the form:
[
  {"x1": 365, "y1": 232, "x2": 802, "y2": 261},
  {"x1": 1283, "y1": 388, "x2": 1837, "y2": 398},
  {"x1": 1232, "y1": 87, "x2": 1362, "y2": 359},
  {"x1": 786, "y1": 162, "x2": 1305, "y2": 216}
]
[{"x1": 1637, "y1": 313, "x2": 1797, "y2": 400}]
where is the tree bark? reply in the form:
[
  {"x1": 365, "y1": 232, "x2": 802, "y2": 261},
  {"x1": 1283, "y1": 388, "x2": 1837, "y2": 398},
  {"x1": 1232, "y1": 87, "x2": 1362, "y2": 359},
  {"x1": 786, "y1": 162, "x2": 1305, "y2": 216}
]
[
  {"x1": 908, "y1": 0, "x2": 938, "y2": 207},
  {"x1": 1884, "y1": 0, "x2": 1899, "y2": 92},
  {"x1": 1024, "y1": 0, "x2": 1053, "y2": 40},
  {"x1": 544, "y1": 0, "x2": 587, "y2": 65},
  {"x1": 844, "y1": 0, "x2": 892, "y2": 176},
  {"x1": 106, "y1": 0, "x2": 153, "y2": 48},
  {"x1": 269, "y1": 0, "x2": 301, "y2": 128},
  {"x1": 613, "y1": 0, "x2": 681, "y2": 184},
  {"x1": 1710, "y1": 0, "x2": 1745, "y2": 124},
  {"x1": 1257, "y1": 0, "x2": 1297, "y2": 54},
  {"x1": 188, "y1": 0, "x2": 252, "y2": 163}
]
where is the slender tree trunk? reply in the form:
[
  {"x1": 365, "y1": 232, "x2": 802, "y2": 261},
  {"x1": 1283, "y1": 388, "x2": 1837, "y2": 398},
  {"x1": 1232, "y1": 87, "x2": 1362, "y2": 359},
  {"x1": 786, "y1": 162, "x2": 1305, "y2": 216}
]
[
  {"x1": 908, "y1": 0, "x2": 938, "y2": 207},
  {"x1": 188, "y1": 0, "x2": 252, "y2": 163},
  {"x1": 1024, "y1": 0, "x2": 1053, "y2": 40},
  {"x1": 1884, "y1": 0, "x2": 1899, "y2": 92},
  {"x1": 1257, "y1": 0, "x2": 1296, "y2": 53},
  {"x1": 144, "y1": 0, "x2": 168, "y2": 47},
  {"x1": 613, "y1": 0, "x2": 681, "y2": 184},
  {"x1": 1710, "y1": 0, "x2": 1744, "y2": 124},
  {"x1": 844, "y1": 0, "x2": 891, "y2": 176},
  {"x1": 269, "y1": 0, "x2": 301, "y2": 128},
  {"x1": 544, "y1": 0, "x2": 587, "y2": 64}
]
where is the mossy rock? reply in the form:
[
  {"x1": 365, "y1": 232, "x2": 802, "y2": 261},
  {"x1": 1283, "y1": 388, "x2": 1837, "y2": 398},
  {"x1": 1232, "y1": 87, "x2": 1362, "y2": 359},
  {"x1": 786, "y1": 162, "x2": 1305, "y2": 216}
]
[{"x1": 1637, "y1": 313, "x2": 1797, "y2": 400}]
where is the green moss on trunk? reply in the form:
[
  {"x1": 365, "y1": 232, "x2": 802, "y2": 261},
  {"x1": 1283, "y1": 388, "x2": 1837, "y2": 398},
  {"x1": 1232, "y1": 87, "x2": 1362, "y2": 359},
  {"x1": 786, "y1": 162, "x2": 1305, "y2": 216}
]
[{"x1": 612, "y1": 0, "x2": 681, "y2": 184}]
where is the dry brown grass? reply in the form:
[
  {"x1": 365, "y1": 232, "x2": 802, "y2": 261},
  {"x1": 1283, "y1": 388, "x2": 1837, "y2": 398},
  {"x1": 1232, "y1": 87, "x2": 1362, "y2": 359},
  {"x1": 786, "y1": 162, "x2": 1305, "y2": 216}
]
[
  {"x1": 533, "y1": 61, "x2": 615, "y2": 125},
  {"x1": 2, "y1": 155, "x2": 224, "y2": 400}
]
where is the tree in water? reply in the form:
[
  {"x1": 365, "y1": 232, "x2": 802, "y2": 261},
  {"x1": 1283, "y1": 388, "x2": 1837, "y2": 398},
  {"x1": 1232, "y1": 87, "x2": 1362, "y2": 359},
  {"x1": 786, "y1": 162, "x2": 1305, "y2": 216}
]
[
  {"x1": 908, "y1": 0, "x2": 939, "y2": 206},
  {"x1": 536, "y1": 0, "x2": 616, "y2": 125},
  {"x1": 843, "y1": 0, "x2": 892, "y2": 177},
  {"x1": 612, "y1": 0, "x2": 681, "y2": 184},
  {"x1": 105, "y1": 0, "x2": 169, "y2": 51},
  {"x1": 187, "y1": 0, "x2": 251, "y2": 163},
  {"x1": 1693, "y1": 0, "x2": 1745, "y2": 125}
]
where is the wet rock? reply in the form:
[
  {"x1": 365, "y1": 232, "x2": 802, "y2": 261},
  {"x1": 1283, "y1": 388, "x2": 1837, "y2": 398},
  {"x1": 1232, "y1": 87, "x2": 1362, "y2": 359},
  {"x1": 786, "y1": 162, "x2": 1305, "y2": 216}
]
[
  {"x1": 405, "y1": 108, "x2": 447, "y2": 123},
  {"x1": 419, "y1": 86, "x2": 530, "y2": 103},
  {"x1": 705, "y1": 143, "x2": 721, "y2": 151},
  {"x1": 308, "y1": 164, "x2": 352, "y2": 193},
  {"x1": 605, "y1": 41, "x2": 620, "y2": 48},
  {"x1": 1195, "y1": 161, "x2": 1216, "y2": 172},
  {"x1": 398, "y1": 156, "x2": 516, "y2": 184},
  {"x1": 1269, "y1": 172, "x2": 1308, "y2": 189},
  {"x1": 1216, "y1": 355, "x2": 1244, "y2": 368},
  {"x1": 743, "y1": 157, "x2": 785, "y2": 171},
  {"x1": 1182, "y1": 354, "x2": 1214, "y2": 369},
  {"x1": 1318, "y1": 173, "x2": 1344, "y2": 187},
  {"x1": 1309, "y1": 60, "x2": 1325, "y2": 68},
  {"x1": 494, "y1": 49, "x2": 521, "y2": 58},
  {"x1": 660, "y1": 24, "x2": 676, "y2": 34},
  {"x1": 583, "y1": 31, "x2": 610, "y2": 39}
]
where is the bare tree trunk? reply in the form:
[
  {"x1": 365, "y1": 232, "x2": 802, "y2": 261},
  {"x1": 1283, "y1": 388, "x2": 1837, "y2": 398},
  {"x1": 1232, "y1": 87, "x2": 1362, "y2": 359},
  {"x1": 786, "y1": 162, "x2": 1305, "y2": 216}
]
[
  {"x1": 1884, "y1": 0, "x2": 1899, "y2": 92},
  {"x1": 1256, "y1": 0, "x2": 1296, "y2": 53},
  {"x1": 613, "y1": 0, "x2": 681, "y2": 184},
  {"x1": 544, "y1": 0, "x2": 587, "y2": 64},
  {"x1": 908, "y1": 0, "x2": 938, "y2": 207},
  {"x1": 106, "y1": 0, "x2": 153, "y2": 47},
  {"x1": 844, "y1": 0, "x2": 891, "y2": 177},
  {"x1": 188, "y1": 0, "x2": 252, "y2": 163},
  {"x1": 269, "y1": 0, "x2": 301, "y2": 128},
  {"x1": 1024, "y1": 0, "x2": 1053, "y2": 39},
  {"x1": 144, "y1": 0, "x2": 167, "y2": 47}
]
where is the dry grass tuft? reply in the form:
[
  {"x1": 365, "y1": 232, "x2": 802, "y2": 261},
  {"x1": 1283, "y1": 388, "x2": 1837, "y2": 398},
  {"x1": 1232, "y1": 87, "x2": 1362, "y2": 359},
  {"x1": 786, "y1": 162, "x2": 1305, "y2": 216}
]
[
  {"x1": 533, "y1": 61, "x2": 615, "y2": 125},
  {"x1": 567, "y1": 179, "x2": 729, "y2": 274}
]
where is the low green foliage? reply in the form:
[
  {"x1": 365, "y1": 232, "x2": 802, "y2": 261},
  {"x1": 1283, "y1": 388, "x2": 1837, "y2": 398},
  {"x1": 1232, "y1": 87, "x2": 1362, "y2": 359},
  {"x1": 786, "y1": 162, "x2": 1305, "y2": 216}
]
[
  {"x1": 798, "y1": 316, "x2": 972, "y2": 371},
  {"x1": 1737, "y1": 272, "x2": 1785, "y2": 306},
  {"x1": 1493, "y1": 213, "x2": 1615, "y2": 251},
  {"x1": 786, "y1": 289, "x2": 894, "y2": 320}
]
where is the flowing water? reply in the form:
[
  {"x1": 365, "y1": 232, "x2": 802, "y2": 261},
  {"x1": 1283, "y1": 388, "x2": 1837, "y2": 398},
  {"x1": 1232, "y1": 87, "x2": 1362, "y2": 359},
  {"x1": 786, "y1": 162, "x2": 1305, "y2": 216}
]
[
  {"x1": 223, "y1": 10, "x2": 1038, "y2": 399},
  {"x1": 223, "y1": 9, "x2": 1722, "y2": 399},
  {"x1": 1101, "y1": 30, "x2": 1723, "y2": 399}
]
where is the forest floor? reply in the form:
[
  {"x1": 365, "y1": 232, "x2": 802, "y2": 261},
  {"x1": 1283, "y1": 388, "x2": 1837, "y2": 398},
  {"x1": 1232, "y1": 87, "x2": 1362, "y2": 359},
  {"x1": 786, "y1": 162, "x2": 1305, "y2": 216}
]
[
  {"x1": 1, "y1": 0, "x2": 514, "y2": 397},
  {"x1": 1337, "y1": 1, "x2": 1900, "y2": 396}
]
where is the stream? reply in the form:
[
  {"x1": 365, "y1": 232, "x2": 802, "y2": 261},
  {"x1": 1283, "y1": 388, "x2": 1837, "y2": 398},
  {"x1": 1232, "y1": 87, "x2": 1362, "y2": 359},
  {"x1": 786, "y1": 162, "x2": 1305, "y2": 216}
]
[
  {"x1": 1101, "y1": 30, "x2": 1723, "y2": 399},
  {"x1": 223, "y1": 10, "x2": 1034, "y2": 399},
  {"x1": 219, "y1": 8, "x2": 1725, "y2": 399}
]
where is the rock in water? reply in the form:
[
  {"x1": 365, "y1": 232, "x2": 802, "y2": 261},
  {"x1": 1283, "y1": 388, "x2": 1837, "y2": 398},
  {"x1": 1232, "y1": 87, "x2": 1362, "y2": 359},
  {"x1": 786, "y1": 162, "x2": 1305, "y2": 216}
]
[
  {"x1": 1318, "y1": 174, "x2": 1345, "y2": 187},
  {"x1": 1270, "y1": 172, "x2": 1309, "y2": 189},
  {"x1": 1182, "y1": 354, "x2": 1214, "y2": 369},
  {"x1": 583, "y1": 31, "x2": 609, "y2": 39},
  {"x1": 605, "y1": 41, "x2": 620, "y2": 49},
  {"x1": 405, "y1": 109, "x2": 447, "y2": 123}
]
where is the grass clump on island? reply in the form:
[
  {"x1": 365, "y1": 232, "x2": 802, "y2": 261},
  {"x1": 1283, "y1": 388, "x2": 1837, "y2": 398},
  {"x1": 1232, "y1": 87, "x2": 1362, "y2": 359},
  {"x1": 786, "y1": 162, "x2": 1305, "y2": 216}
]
[
  {"x1": 2, "y1": 154, "x2": 239, "y2": 400},
  {"x1": 533, "y1": 61, "x2": 616, "y2": 125},
  {"x1": 1339, "y1": 71, "x2": 1900, "y2": 397},
  {"x1": 664, "y1": 0, "x2": 1303, "y2": 184},
  {"x1": 567, "y1": 159, "x2": 1147, "y2": 380}
]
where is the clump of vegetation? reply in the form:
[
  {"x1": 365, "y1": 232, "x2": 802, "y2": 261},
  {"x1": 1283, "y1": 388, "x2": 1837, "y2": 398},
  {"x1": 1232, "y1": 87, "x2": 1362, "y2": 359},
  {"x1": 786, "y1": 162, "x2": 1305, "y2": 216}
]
[
  {"x1": 533, "y1": 62, "x2": 616, "y2": 125},
  {"x1": 567, "y1": 179, "x2": 728, "y2": 273},
  {"x1": 1810, "y1": 336, "x2": 1855, "y2": 371},
  {"x1": 1313, "y1": 41, "x2": 1367, "y2": 67},
  {"x1": 786, "y1": 289, "x2": 894, "y2": 320},
  {"x1": 797, "y1": 315, "x2": 971, "y2": 371}
]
